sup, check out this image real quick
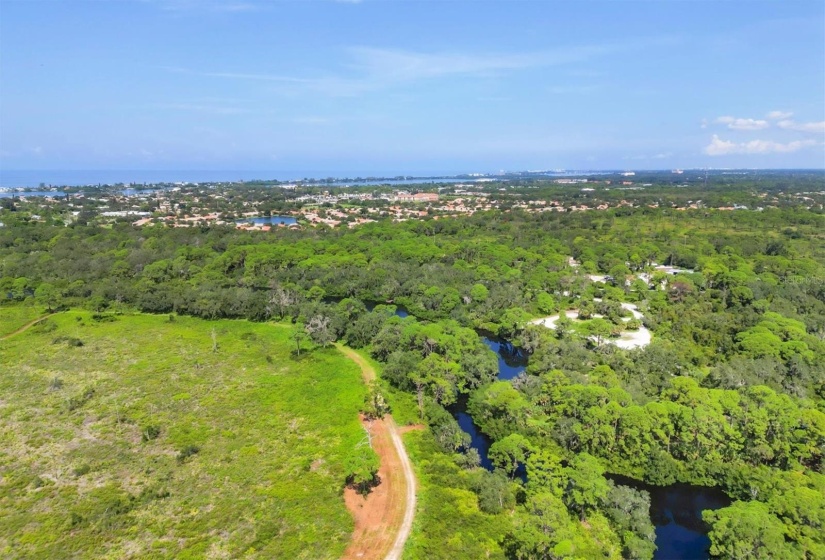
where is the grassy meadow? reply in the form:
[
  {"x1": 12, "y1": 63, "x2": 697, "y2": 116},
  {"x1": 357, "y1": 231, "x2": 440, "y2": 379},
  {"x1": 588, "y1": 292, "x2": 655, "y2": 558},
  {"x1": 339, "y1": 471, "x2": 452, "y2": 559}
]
[
  {"x1": 0, "y1": 309, "x2": 367, "y2": 559},
  {"x1": 0, "y1": 305, "x2": 46, "y2": 337}
]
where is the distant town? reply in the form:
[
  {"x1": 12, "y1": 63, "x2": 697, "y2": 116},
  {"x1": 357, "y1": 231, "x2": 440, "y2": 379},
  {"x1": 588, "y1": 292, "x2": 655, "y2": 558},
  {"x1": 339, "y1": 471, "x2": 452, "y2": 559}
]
[{"x1": 1, "y1": 169, "x2": 823, "y2": 231}]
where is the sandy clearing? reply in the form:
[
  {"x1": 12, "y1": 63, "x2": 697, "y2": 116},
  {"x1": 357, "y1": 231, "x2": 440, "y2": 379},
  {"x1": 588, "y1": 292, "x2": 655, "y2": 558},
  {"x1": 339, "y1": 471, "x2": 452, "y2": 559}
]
[
  {"x1": 530, "y1": 310, "x2": 580, "y2": 330},
  {"x1": 530, "y1": 302, "x2": 652, "y2": 349}
]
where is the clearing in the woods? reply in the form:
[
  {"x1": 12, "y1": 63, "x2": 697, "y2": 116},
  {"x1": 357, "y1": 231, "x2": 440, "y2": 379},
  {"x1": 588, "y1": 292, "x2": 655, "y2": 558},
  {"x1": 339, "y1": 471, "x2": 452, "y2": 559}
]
[{"x1": 0, "y1": 309, "x2": 368, "y2": 559}]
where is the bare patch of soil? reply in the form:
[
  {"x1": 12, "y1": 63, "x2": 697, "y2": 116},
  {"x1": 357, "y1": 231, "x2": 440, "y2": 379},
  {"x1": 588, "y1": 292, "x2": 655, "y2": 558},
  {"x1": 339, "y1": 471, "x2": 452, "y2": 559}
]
[
  {"x1": 341, "y1": 417, "x2": 406, "y2": 560},
  {"x1": 336, "y1": 344, "x2": 417, "y2": 560}
]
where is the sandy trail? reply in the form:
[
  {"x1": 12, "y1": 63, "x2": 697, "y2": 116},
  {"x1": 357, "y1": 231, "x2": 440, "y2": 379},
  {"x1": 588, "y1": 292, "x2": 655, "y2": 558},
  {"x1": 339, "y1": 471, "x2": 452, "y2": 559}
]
[
  {"x1": 0, "y1": 313, "x2": 56, "y2": 341},
  {"x1": 336, "y1": 344, "x2": 416, "y2": 560}
]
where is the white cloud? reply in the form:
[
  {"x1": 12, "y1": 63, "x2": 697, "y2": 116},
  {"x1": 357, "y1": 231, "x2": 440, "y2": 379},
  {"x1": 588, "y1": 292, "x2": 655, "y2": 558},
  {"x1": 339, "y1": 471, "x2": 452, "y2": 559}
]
[
  {"x1": 148, "y1": 0, "x2": 263, "y2": 12},
  {"x1": 715, "y1": 116, "x2": 770, "y2": 131},
  {"x1": 291, "y1": 116, "x2": 332, "y2": 125},
  {"x1": 766, "y1": 110, "x2": 793, "y2": 120},
  {"x1": 623, "y1": 152, "x2": 672, "y2": 161},
  {"x1": 347, "y1": 45, "x2": 614, "y2": 82},
  {"x1": 704, "y1": 134, "x2": 820, "y2": 156},
  {"x1": 776, "y1": 120, "x2": 825, "y2": 133},
  {"x1": 161, "y1": 39, "x2": 662, "y2": 97},
  {"x1": 155, "y1": 102, "x2": 248, "y2": 115},
  {"x1": 546, "y1": 85, "x2": 599, "y2": 95}
]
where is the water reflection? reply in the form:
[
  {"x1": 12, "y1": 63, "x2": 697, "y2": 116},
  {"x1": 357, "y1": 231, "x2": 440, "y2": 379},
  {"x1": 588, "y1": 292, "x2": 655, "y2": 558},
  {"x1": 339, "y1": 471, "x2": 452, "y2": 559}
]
[
  {"x1": 607, "y1": 474, "x2": 731, "y2": 560},
  {"x1": 477, "y1": 331, "x2": 528, "y2": 381},
  {"x1": 355, "y1": 300, "x2": 727, "y2": 560}
]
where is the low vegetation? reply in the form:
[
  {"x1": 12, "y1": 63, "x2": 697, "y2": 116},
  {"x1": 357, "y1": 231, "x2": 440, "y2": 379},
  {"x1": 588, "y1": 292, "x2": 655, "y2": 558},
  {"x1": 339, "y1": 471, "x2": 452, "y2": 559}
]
[
  {"x1": 0, "y1": 309, "x2": 367, "y2": 559},
  {"x1": 0, "y1": 304, "x2": 44, "y2": 337}
]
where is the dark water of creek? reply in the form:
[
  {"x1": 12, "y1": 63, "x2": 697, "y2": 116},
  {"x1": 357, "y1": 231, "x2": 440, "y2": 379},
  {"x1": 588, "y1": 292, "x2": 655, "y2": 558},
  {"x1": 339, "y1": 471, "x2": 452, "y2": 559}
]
[
  {"x1": 607, "y1": 475, "x2": 731, "y2": 560},
  {"x1": 451, "y1": 332, "x2": 528, "y2": 471},
  {"x1": 470, "y1": 328, "x2": 728, "y2": 560},
  {"x1": 363, "y1": 303, "x2": 729, "y2": 559}
]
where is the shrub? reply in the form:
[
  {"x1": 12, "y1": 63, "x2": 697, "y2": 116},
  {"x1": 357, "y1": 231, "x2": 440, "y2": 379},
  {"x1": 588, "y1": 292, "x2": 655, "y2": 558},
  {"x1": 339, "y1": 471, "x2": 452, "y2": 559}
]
[
  {"x1": 137, "y1": 486, "x2": 170, "y2": 503},
  {"x1": 362, "y1": 381, "x2": 390, "y2": 419},
  {"x1": 141, "y1": 424, "x2": 161, "y2": 442},
  {"x1": 176, "y1": 444, "x2": 201, "y2": 463},
  {"x1": 52, "y1": 335, "x2": 84, "y2": 347},
  {"x1": 66, "y1": 387, "x2": 95, "y2": 411},
  {"x1": 344, "y1": 445, "x2": 380, "y2": 496},
  {"x1": 626, "y1": 319, "x2": 642, "y2": 331},
  {"x1": 91, "y1": 313, "x2": 117, "y2": 322},
  {"x1": 34, "y1": 319, "x2": 57, "y2": 333}
]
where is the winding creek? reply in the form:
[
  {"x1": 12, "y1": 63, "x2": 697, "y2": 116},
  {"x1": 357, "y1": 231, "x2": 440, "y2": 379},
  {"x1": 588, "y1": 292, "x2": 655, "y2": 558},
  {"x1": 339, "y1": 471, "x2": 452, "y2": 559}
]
[
  {"x1": 467, "y1": 330, "x2": 729, "y2": 560},
  {"x1": 356, "y1": 301, "x2": 728, "y2": 557},
  {"x1": 375, "y1": 303, "x2": 729, "y2": 560}
]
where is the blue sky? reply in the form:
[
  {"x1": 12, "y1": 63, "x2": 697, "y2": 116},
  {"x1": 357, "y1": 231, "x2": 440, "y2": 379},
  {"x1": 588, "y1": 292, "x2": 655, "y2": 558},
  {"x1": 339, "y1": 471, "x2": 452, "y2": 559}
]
[{"x1": 1, "y1": 0, "x2": 823, "y2": 174}]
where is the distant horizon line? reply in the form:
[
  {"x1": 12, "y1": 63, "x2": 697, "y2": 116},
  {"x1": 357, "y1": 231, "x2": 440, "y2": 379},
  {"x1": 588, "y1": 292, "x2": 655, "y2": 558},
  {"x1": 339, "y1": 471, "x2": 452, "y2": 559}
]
[
  {"x1": 3, "y1": 167, "x2": 824, "y2": 173},
  {"x1": 2, "y1": 166, "x2": 823, "y2": 190}
]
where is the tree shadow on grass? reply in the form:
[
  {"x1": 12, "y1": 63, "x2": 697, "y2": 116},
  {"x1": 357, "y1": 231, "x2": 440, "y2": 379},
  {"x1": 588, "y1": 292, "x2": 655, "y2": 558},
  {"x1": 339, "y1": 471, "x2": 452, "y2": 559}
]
[{"x1": 288, "y1": 350, "x2": 312, "y2": 362}]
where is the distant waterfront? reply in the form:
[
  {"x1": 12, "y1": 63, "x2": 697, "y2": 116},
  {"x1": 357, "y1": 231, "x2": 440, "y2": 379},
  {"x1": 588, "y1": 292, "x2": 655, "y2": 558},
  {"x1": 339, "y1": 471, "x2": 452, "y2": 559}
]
[
  {"x1": 0, "y1": 169, "x2": 466, "y2": 189},
  {"x1": 0, "y1": 169, "x2": 616, "y2": 189}
]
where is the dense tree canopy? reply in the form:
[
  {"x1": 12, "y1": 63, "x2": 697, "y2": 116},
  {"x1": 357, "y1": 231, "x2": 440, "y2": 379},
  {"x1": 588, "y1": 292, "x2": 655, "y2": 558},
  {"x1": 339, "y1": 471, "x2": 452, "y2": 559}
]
[{"x1": 2, "y1": 188, "x2": 824, "y2": 559}]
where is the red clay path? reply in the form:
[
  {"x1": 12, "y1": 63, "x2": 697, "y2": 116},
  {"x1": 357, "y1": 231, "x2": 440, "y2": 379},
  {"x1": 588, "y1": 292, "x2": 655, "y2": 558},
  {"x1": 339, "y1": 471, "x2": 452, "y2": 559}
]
[{"x1": 337, "y1": 345, "x2": 417, "y2": 560}]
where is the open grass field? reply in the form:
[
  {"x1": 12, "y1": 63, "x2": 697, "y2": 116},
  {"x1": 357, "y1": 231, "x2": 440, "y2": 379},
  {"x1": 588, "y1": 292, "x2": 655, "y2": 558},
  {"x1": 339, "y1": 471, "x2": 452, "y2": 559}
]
[
  {"x1": 0, "y1": 305, "x2": 47, "y2": 338},
  {"x1": 0, "y1": 309, "x2": 367, "y2": 559}
]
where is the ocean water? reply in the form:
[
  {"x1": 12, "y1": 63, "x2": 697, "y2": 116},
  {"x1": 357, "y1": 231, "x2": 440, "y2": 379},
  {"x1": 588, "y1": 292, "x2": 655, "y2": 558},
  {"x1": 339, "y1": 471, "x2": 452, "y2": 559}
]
[
  {"x1": 0, "y1": 169, "x2": 466, "y2": 188},
  {"x1": 0, "y1": 168, "x2": 609, "y2": 189}
]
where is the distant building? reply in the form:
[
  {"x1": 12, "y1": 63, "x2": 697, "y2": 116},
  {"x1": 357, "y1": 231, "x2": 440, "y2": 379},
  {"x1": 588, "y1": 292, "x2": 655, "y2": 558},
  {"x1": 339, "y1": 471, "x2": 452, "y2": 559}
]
[
  {"x1": 394, "y1": 192, "x2": 439, "y2": 202},
  {"x1": 101, "y1": 211, "x2": 150, "y2": 217},
  {"x1": 413, "y1": 192, "x2": 439, "y2": 202}
]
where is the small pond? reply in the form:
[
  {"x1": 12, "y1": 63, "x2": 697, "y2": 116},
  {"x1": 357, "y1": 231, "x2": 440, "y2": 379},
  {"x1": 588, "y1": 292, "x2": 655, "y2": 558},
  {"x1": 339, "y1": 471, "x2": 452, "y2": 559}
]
[{"x1": 236, "y1": 215, "x2": 297, "y2": 225}]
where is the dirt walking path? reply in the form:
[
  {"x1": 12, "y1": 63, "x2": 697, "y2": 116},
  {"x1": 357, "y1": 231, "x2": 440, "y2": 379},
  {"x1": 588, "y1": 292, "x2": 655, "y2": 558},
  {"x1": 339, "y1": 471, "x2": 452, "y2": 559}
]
[
  {"x1": 337, "y1": 344, "x2": 416, "y2": 560},
  {"x1": 0, "y1": 313, "x2": 56, "y2": 341}
]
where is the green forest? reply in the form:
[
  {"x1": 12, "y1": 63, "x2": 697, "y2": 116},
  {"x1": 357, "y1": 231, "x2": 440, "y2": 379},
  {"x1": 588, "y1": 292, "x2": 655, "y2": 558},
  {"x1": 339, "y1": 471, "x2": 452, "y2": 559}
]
[{"x1": 2, "y1": 195, "x2": 825, "y2": 559}]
